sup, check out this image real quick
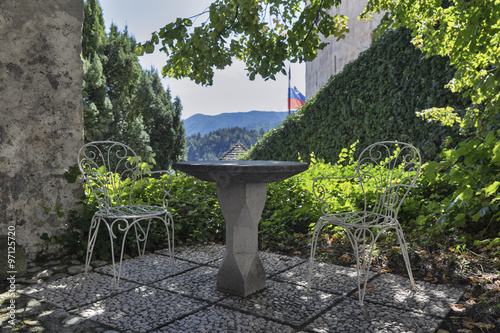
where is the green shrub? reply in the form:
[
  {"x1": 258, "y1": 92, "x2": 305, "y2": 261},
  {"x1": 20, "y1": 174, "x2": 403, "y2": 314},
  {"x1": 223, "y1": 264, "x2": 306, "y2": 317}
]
[
  {"x1": 405, "y1": 131, "x2": 500, "y2": 247},
  {"x1": 167, "y1": 175, "x2": 225, "y2": 244},
  {"x1": 48, "y1": 137, "x2": 500, "y2": 261}
]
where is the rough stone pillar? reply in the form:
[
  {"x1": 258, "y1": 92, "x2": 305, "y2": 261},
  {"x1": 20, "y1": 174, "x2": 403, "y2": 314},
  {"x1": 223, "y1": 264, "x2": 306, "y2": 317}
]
[{"x1": 0, "y1": 0, "x2": 84, "y2": 259}]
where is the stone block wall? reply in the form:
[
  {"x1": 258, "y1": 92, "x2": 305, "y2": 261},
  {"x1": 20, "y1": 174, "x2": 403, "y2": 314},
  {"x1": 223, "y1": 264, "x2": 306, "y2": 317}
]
[
  {"x1": 306, "y1": 1, "x2": 384, "y2": 98},
  {"x1": 0, "y1": 0, "x2": 84, "y2": 259}
]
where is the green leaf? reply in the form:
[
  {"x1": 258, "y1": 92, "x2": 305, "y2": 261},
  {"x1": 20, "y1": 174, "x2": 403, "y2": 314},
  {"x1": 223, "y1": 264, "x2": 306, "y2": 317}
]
[
  {"x1": 442, "y1": 149, "x2": 459, "y2": 164},
  {"x1": 488, "y1": 237, "x2": 500, "y2": 248},
  {"x1": 64, "y1": 164, "x2": 81, "y2": 183},
  {"x1": 483, "y1": 181, "x2": 500, "y2": 197},
  {"x1": 460, "y1": 187, "x2": 474, "y2": 202},
  {"x1": 492, "y1": 141, "x2": 500, "y2": 165}
]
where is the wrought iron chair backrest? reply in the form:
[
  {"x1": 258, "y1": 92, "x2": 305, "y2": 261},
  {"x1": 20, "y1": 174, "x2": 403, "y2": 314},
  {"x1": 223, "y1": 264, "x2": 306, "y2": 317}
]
[
  {"x1": 78, "y1": 141, "x2": 142, "y2": 214},
  {"x1": 356, "y1": 142, "x2": 421, "y2": 219}
]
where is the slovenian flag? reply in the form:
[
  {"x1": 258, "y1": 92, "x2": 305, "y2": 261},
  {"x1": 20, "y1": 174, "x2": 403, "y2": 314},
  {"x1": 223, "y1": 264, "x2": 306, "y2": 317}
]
[{"x1": 288, "y1": 86, "x2": 306, "y2": 110}]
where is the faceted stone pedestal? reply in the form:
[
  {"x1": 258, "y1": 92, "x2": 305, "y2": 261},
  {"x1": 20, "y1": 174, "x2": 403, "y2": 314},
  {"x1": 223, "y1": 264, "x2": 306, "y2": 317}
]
[
  {"x1": 174, "y1": 160, "x2": 309, "y2": 297},
  {"x1": 216, "y1": 183, "x2": 267, "y2": 297}
]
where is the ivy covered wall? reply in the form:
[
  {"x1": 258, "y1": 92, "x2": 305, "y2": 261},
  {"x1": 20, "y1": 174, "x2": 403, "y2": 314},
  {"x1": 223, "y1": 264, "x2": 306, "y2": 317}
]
[{"x1": 248, "y1": 28, "x2": 470, "y2": 163}]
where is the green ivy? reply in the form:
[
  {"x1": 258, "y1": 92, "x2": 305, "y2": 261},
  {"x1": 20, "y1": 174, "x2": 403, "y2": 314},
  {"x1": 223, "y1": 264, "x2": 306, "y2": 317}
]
[{"x1": 247, "y1": 28, "x2": 470, "y2": 164}]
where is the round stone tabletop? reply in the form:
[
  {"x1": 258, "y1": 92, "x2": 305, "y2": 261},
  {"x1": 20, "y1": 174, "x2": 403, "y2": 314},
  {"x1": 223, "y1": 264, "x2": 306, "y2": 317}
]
[{"x1": 175, "y1": 160, "x2": 309, "y2": 183}]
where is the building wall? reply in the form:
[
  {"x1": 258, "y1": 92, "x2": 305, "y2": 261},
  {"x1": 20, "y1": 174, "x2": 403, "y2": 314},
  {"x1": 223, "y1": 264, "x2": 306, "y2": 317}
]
[
  {"x1": 306, "y1": 1, "x2": 384, "y2": 98},
  {"x1": 0, "y1": 0, "x2": 84, "y2": 259}
]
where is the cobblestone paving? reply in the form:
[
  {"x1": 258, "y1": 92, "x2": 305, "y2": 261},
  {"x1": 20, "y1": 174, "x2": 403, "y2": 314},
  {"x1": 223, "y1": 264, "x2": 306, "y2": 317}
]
[{"x1": 1, "y1": 244, "x2": 463, "y2": 332}]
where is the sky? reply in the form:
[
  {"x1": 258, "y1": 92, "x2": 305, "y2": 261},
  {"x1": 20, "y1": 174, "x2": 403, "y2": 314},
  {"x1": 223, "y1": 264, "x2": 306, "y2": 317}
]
[{"x1": 99, "y1": 0, "x2": 306, "y2": 120}]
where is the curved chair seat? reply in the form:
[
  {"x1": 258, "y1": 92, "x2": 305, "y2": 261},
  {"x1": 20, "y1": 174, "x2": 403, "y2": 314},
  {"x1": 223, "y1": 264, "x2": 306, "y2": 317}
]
[
  {"x1": 308, "y1": 141, "x2": 421, "y2": 305},
  {"x1": 96, "y1": 205, "x2": 170, "y2": 219},
  {"x1": 320, "y1": 211, "x2": 398, "y2": 228}
]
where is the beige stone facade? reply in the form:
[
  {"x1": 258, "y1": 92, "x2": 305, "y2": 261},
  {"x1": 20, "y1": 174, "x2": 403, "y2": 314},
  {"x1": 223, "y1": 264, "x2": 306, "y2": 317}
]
[
  {"x1": 0, "y1": 0, "x2": 84, "y2": 258},
  {"x1": 306, "y1": 1, "x2": 384, "y2": 98}
]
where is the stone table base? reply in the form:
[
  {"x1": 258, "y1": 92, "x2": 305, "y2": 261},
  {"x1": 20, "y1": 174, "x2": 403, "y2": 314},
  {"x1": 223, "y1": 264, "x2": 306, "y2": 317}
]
[{"x1": 216, "y1": 182, "x2": 267, "y2": 297}]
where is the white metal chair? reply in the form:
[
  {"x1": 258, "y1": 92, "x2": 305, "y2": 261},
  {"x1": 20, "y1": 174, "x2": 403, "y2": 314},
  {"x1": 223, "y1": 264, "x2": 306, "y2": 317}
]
[
  {"x1": 308, "y1": 141, "x2": 421, "y2": 305},
  {"x1": 78, "y1": 141, "x2": 175, "y2": 288}
]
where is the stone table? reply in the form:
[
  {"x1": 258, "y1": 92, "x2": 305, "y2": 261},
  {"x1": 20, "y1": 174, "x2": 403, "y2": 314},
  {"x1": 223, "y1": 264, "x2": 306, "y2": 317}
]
[{"x1": 174, "y1": 160, "x2": 308, "y2": 297}]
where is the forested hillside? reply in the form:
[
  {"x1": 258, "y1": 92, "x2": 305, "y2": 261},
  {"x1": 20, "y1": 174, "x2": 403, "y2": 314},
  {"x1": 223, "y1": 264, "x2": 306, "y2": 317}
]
[
  {"x1": 248, "y1": 28, "x2": 470, "y2": 163},
  {"x1": 186, "y1": 127, "x2": 265, "y2": 161},
  {"x1": 184, "y1": 111, "x2": 288, "y2": 137},
  {"x1": 82, "y1": 0, "x2": 185, "y2": 169}
]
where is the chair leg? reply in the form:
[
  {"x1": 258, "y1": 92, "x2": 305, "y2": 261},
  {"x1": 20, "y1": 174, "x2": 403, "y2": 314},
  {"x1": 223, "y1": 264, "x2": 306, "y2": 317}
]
[
  {"x1": 108, "y1": 221, "x2": 119, "y2": 289},
  {"x1": 308, "y1": 219, "x2": 325, "y2": 289},
  {"x1": 169, "y1": 214, "x2": 175, "y2": 274},
  {"x1": 162, "y1": 213, "x2": 175, "y2": 275},
  {"x1": 114, "y1": 219, "x2": 134, "y2": 290},
  {"x1": 85, "y1": 216, "x2": 101, "y2": 275},
  {"x1": 133, "y1": 223, "x2": 142, "y2": 260},
  {"x1": 344, "y1": 227, "x2": 364, "y2": 305},
  {"x1": 346, "y1": 227, "x2": 377, "y2": 305},
  {"x1": 133, "y1": 219, "x2": 151, "y2": 261},
  {"x1": 394, "y1": 224, "x2": 417, "y2": 290}
]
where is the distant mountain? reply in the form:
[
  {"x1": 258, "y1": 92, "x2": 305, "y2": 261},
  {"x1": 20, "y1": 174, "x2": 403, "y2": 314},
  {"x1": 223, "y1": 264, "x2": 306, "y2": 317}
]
[{"x1": 183, "y1": 110, "x2": 289, "y2": 137}]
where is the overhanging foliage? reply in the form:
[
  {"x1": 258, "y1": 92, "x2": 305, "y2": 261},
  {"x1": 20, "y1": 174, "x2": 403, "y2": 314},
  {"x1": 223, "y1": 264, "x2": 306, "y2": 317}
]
[{"x1": 137, "y1": 0, "x2": 348, "y2": 85}]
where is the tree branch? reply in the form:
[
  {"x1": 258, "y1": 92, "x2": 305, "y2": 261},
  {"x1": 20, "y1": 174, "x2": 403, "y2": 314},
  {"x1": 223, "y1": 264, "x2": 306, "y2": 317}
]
[{"x1": 300, "y1": 0, "x2": 325, "y2": 48}]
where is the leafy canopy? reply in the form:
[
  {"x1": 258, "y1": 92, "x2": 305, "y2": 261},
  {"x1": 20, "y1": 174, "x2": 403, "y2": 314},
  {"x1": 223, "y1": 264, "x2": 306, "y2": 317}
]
[{"x1": 137, "y1": 0, "x2": 348, "y2": 85}]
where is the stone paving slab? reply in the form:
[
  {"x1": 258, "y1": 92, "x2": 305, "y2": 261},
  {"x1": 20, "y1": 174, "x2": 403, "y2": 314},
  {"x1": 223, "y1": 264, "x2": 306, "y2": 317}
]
[
  {"x1": 217, "y1": 279, "x2": 341, "y2": 328},
  {"x1": 96, "y1": 255, "x2": 197, "y2": 284},
  {"x1": 208, "y1": 251, "x2": 306, "y2": 275},
  {"x1": 260, "y1": 252, "x2": 306, "y2": 277},
  {"x1": 164, "y1": 245, "x2": 305, "y2": 277},
  {"x1": 159, "y1": 244, "x2": 225, "y2": 265},
  {"x1": 305, "y1": 297, "x2": 442, "y2": 333},
  {"x1": 165, "y1": 244, "x2": 306, "y2": 275},
  {"x1": 76, "y1": 285, "x2": 208, "y2": 333},
  {"x1": 18, "y1": 272, "x2": 140, "y2": 310},
  {"x1": 274, "y1": 261, "x2": 375, "y2": 295},
  {"x1": 364, "y1": 274, "x2": 464, "y2": 318},
  {"x1": 152, "y1": 266, "x2": 226, "y2": 302},
  {"x1": 153, "y1": 305, "x2": 303, "y2": 333}
]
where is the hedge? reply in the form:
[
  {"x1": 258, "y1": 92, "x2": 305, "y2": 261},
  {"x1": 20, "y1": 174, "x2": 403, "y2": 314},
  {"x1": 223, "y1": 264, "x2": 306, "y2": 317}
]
[{"x1": 247, "y1": 28, "x2": 470, "y2": 163}]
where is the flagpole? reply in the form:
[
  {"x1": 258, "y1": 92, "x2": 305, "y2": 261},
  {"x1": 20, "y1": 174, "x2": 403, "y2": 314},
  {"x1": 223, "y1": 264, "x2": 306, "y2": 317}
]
[{"x1": 288, "y1": 65, "x2": 291, "y2": 115}]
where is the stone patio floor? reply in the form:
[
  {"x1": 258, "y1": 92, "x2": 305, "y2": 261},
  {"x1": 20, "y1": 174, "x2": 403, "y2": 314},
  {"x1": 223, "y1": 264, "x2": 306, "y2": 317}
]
[{"x1": 6, "y1": 244, "x2": 463, "y2": 332}]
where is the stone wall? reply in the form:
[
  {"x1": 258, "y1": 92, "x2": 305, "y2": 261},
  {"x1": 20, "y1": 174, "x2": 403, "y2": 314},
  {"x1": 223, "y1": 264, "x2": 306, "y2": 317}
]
[
  {"x1": 306, "y1": 1, "x2": 384, "y2": 98},
  {"x1": 0, "y1": 0, "x2": 84, "y2": 259}
]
